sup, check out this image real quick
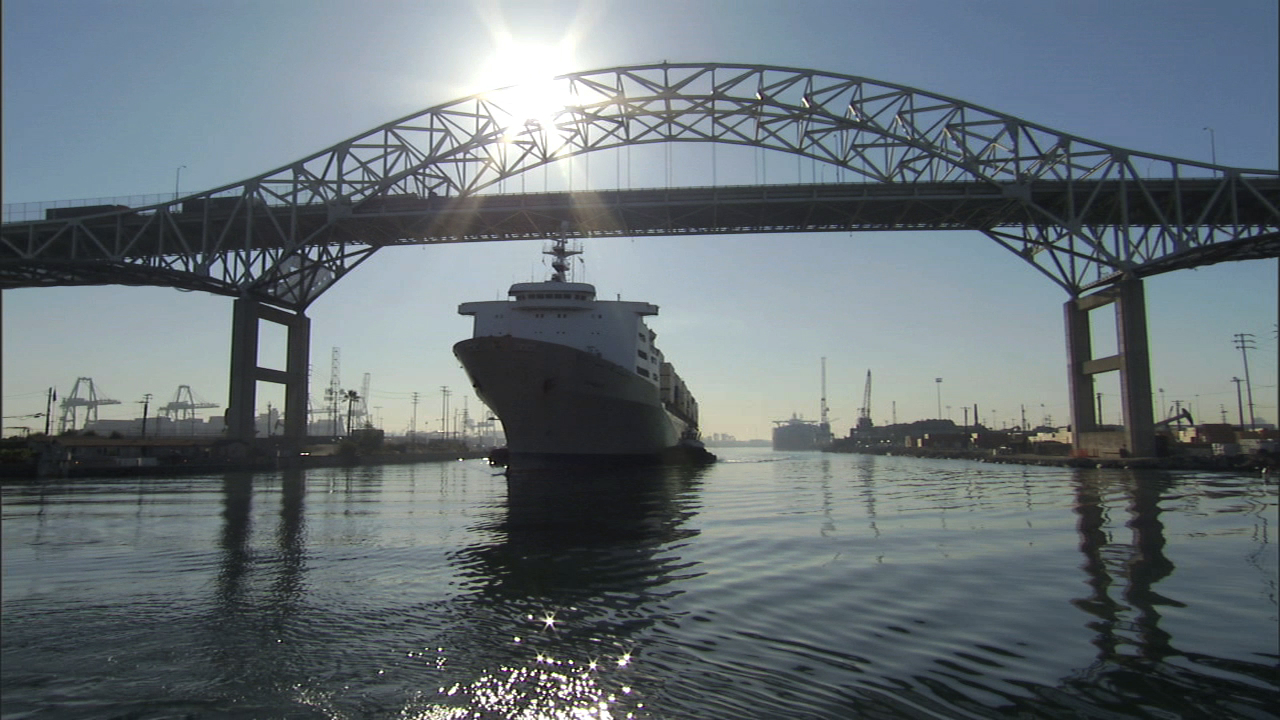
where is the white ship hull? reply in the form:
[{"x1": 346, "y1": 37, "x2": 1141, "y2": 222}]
[{"x1": 454, "y1": 336, "x2": 688, "y2": 459}]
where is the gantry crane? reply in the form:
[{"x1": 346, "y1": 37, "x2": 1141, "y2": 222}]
[
  {"x1": 161, "y1": 385, "x2": 219, "y2": 433},
  {"x1": 58, "y1": 377, "x2": 120, "y2": 433}
]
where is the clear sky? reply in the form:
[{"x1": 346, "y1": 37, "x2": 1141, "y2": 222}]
[{"x1": 3, "y1": 0, "x2": 1277, "y2": 441}]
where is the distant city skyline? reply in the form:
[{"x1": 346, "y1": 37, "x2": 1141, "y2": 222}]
[{"x1": 3, "y1": 0, "x2": 1276, "y2": 441}]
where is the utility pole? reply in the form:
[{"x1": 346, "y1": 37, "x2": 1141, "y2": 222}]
[
  {"x1": 1096, "y1": 392, "x2": 1104, "y2": 426},
  {"x1": 1232, "y1": 333, "x2": 1256, "y2": 429},
  {"x1": 140, "y1": 394, "x2": 152, "y2": 438},
  {"x1": 44, "y1": 387, "x2": 56, "y2": 436},
  {"x1": 1232, "y1": 377, "x2": 1245, "y2": 429},
  {"x1": 410, "y1": 392, "x2": 420, "y2": 447}
]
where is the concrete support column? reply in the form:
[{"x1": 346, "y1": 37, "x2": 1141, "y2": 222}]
[
  {"x1": 227, "y1": 298, "x2": 260, "y2": 441},
  {"x1": 1064, "y1": 276, "x2": 1156, "y2": 458},
  {"x1": 227, "y1": 298, "x2": 310, "y2": 442},
  {"x1": 283, "y1": 310, "x2": 311, "y2": 440},
  {"x1": 1114, "y1": 277, "x2": 1155, "y2": 457},
  {"x1": 1064, "y1": 294, "x2": 1097, "y2": 434}
]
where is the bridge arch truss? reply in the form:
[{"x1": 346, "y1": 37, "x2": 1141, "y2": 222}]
[{"x1": 3, "y1": 63, "x2": 1277, "y2": 310}]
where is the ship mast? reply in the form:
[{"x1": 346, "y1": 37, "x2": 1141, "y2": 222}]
[
  {"x1": 820, "y1": 357, "x2": 829, "y2": 430},
  {"x1": 544, "y1": 233, "x2": 582, "y2": 283}
]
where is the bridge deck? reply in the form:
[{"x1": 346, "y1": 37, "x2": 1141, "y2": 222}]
[{"x1": 3, "y1": 178, "x2": 1277, "y2": 294}]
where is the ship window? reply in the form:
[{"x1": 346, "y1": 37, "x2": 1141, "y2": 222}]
[
  {"x1": 638, "y1": 350, "x2": 648, "y2": 360},
  {"x1": 636, "y1": 367, "x2": 650, "y2": 378}
]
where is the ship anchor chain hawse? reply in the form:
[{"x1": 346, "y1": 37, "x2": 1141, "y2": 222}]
[{"x1": 453, "y1": 235, "x2": 715, "y2": 468}]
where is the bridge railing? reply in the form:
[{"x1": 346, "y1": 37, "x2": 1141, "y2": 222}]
[{"x1": 3, "y1": 194, "x2": 174, "y2": 223}]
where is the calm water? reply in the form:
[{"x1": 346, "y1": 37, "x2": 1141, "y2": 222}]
[{"x1": 2, "y1": 449, "x2": 1276, "y2": 719}]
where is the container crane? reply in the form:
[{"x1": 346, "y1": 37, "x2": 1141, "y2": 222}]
[
  {"x1": 58, "y1": 377, "x2": 121, "y2": 433},
  {"x1": 856, "y1": 370, "x2": 873, "y2": 430},
  {"x1": 161, "y1": 385, "x2": 219, "y2": 433}
]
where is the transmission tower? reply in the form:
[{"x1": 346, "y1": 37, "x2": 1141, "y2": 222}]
[
  {"x1": 325, "y1": 347, "x2": 341, "y2": 436},
  {"x1": 58, "y1": 377, "x2": 121, "y2": 433}
]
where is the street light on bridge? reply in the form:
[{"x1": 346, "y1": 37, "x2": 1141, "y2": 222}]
[{"x1": 1202, "y1": 127, "x2": 1217, "y2": 174}]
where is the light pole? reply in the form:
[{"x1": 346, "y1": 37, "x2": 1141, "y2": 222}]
[
  {"x1": 1202, "y1": 127, "x2": 1216, "y2": 175},
  {"x1": 1231, "y1": 377, "x2": 1246, "y2": 429},
  {"x1": 174, "y1": 165, "x2": 187, "y2": 200}
]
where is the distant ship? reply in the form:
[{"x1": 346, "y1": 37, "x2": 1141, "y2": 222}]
[
  {"x1": 772, "y1": 415, "x2": 834, "y2": 451},
  {"x1": 453, "y1": 237, "x2": 711, "y2": 465},
  {"x1": 772, "y1": 358, "x2": 835, "y2": 451}
]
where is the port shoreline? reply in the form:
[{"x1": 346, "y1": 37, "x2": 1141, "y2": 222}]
[{"x1": 824, "y1": 444, "x2": 1275, "y2": 474}]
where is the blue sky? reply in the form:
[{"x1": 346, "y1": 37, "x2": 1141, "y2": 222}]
[{"x1": 3, "y1": 0, "x2": 1276, "y2": 440}]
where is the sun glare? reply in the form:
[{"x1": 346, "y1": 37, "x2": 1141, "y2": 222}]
[{"x1": 479, "y1": 37, "x2": 578, "y2": 137}]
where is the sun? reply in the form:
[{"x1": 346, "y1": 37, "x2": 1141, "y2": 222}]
[{"x1": 478, "y1": 37, "x2": 578, "y2": 136}]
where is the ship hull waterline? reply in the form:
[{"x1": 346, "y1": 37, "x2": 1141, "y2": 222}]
[{"x1": 454, "y1": 336, "x2": 708, "y2": 465}]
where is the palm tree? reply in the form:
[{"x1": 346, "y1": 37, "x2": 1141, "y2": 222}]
[{"x1": 345, "y1": 390, "x2": 360, "y2": 437}]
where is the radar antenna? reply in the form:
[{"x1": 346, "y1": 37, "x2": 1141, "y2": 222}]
[{"x1": 544, "y1": 222, "x2": 582, "y2": 283}]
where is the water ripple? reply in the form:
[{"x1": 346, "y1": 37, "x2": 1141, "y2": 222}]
[{"x1": 2, "y1": 453, "x2": 1275, "y2": 719}]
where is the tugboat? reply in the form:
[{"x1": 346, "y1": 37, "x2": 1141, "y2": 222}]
[{"x1": 454, "y1": 237, "x2": 713, "y2": 466}]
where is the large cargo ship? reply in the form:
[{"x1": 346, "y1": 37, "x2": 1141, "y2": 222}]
[
  {"x1": 453, "y1": 238, "x2": 710, "y2": 465},
  {"x1": 771, "y1": 415, "x2": 834, "y2": 451},
  {"x1": 772, "y1": 359, "x2": 834, "y2": 451}
]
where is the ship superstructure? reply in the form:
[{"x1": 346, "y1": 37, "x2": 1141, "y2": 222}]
[{"x1": 454, "y1": 238, "x2": 702, "y2": 461}]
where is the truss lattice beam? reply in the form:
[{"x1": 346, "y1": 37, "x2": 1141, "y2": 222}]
[{"x1": 4, "y1": 63, "x2": 1277, "y2": 306}]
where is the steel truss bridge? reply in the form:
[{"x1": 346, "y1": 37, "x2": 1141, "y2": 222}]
[{"x1": 3, "y1": 63, "x2": 1277, "y2": 452}]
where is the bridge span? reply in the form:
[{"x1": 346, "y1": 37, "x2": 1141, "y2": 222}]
[{"x1": 3, "y1": 63, "x2": 1278, "y2": 456}]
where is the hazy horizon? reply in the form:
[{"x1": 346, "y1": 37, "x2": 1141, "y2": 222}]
[{"x1": 3, "y1": 0, "x2": 1276, "y2": 441}]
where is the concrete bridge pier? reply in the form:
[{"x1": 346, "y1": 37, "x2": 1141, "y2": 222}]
[
  {"x1": 227, "y1": 298, "x2": 310, "y2": 442},
  {"x1": 1065, "y1": 276, "x2": 1156, "y2": 458}
]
